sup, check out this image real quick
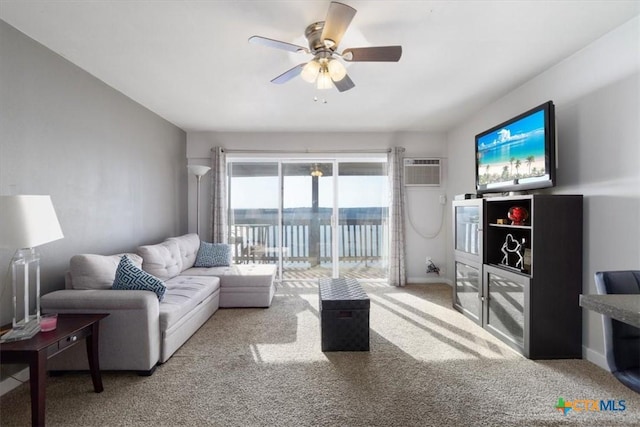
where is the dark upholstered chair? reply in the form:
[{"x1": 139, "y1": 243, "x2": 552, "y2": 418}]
[{"x1": 594, "y1": 271, "x2": 640, "y2": 393}]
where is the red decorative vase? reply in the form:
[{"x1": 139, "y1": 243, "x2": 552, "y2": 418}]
[{"x1": 508, "y1": 206, "x2": 529, "y2": 225}]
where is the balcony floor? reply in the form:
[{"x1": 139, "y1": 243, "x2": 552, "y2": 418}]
[{"x1": 245, "y1": 261, "x2": 388, "y2": 282}]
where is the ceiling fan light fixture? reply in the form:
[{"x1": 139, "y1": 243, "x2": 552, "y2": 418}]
[
  {"x1": 327, "y1": 59, "x2": 346, "y2": 81},
  {"x1": 311, "y1": 164, "x2": 323, "y2": 177},
  {"x1": 251, "y1": 2, "x2": 401, "y2": 93},
  {"x1": 301, "y1": 60, "x2": 321, "y2": 83},
  {"x1": 316, "y1": 69, "x2": 333, "y2": 90}
]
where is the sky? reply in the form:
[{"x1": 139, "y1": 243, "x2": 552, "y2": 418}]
[{"x1": 230, "y1": 175, "x2": 388, "y2": 209}]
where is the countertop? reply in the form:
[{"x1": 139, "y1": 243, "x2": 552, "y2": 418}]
[{"x1": 579, "y1": 294, "x2": 640, "y2": 328}]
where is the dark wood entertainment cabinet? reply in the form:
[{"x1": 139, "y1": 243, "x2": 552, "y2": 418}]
[{"x1": 452, "y1": 194, "x2": 583, "y2": 359}]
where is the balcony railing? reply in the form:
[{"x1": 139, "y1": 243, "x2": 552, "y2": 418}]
[{"x1": 231, "y1": 218, "x2": 387, "y2": 266}]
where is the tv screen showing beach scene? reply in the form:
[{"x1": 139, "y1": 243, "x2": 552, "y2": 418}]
[{"x1": 476, "y1": 102, "x2": 554, "y2": 193}]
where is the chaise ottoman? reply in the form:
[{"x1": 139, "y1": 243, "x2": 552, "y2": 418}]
[{"x1": 182, "y1": 264, "x2": 277, "y2": 308}]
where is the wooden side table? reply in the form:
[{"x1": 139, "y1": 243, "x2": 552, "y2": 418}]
[{"x1": 0, "y1": 313, "x2": 109, "y2": 426}]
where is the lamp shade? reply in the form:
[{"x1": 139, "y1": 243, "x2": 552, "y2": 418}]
[
  {"x1": 301, "y1": 60, "x2": 321, "y2": 83},
  {"x1": 316, "y1": 70, "x2": 333, "y2": 90},
  {"x1": 0, "y1": 195, "x2": 64, "y2": 249},
  {"x1": 188, "y1": 165, "x2": 211, "y2": 177},
  {"x1": 327, "y1": 59, "x2": 346, "y2": 81}
]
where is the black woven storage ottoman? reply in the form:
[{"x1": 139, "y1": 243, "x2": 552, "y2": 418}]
[{"x1": 319, "y1": 278, "x2": 370, "y2": 351}]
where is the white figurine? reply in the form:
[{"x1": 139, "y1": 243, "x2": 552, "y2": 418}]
[{"x1": 501, "y1": 234, "x2": 524, "y2": 269}]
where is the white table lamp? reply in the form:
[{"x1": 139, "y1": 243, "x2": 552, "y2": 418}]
[
  {"x1": 0, "y1": 195, "x2": 64, "y2": 341},
  {"x1": 187, "y1": 165, "x2": 211, "y2": 237}
]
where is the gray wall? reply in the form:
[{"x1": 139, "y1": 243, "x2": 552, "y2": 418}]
[
  {"x1": 445, "y1": 16, "x2": 640, "y2": 368},
  {"x1": 0, "y1": 20, "x2": 188, "y2": 326}
]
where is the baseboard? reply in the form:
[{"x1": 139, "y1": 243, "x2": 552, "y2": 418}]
[
  {"x1": 408, "y1": 277, "x2": 452, "y2": 285},
  {"x1": 583, "y1": 346, "x2": 610, "y2": 372}
]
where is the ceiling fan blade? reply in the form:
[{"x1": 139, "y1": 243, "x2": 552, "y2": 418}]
[
  {"x1": 342, "y1": 46, "x2": 402, "y2": 62},
  {"x1": 271, "y1": 63, "x2": 307, "y2": 84},
  {"x1": 332, "y1": 74, "x2": 355, "y2": 92},
  {"x1": 321, "y1": 2, "x2": 357, "y2": 49},
  {"x1": 249, "y1": 36, "x2": 309, "y2": 54}
]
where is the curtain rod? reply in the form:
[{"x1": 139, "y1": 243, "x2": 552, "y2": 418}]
[{"x1": 215, "y1": 148, "x2": 392, "y2": 154}]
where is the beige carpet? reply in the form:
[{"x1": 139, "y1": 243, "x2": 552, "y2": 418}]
[{"x1": 1, "y1": 283, "x2": 639, "y2": 426}]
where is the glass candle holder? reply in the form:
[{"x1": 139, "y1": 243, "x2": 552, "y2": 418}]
[{"x1": 40, "y1": 313, "x2": 58, "y2": 332}]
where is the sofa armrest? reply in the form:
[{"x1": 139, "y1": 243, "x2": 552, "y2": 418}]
[
  {"x1": 42, "y1": 289, "x2": 159, "y2": 311},
  {"x1": 41, "y1": 290, "x2": 160, "y2": 372}
]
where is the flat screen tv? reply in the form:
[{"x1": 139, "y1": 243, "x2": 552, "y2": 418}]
[{"x1": 475, "y1": 100, "x2": 556, "y2": 195}]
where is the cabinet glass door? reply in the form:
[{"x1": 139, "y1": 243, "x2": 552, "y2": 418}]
[
  {"x1": 455, "y1": 205, "x2": 481, "y2": 256},
  {"x1": 485, "y1": 267, "x2": 527, "y2": 349},
  {"x1": 454, "y1": 261, "x2": 481, "y2": 323}
]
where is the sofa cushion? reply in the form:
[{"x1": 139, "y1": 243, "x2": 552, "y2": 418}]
[
  {"x1": 159, "y1": 275, "x2": 220, "y2": 332},
  {"x1": 69, "y1": 253, "x2": 143, "y2": 290},
  {"x1": 167, "y1": 233, "x2": 200, "y2": 270},
  {"x1": 137, "y1": 240, "x2": 183, "y2": 280},
  {"x1": 112, "y1": 255, "x2": 166, "y2": 301},
  {"x1": 182, "y1": 264, "x2": 276, "y2": 288},
  {"x1": 194, "y1": 242, "x2": 232, "y2": 267}
]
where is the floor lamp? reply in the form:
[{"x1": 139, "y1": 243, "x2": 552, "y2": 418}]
[
  {"x1": 0, "y1": 195, "x2": 64, "y2": 342},
  {"x1": 188, "y1": 165, "x2": 211, "y2": 237}
]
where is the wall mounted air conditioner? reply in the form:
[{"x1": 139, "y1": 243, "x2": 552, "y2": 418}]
[{"x1": 403, "y1": 158, "x2": 441, "y2": 186}]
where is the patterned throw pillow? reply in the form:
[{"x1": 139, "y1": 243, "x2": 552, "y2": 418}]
[
  {"x1": 112, "y1": 255, "x2": 166, "y2": 301},
  {"x1": 194, "y1": 242, "x2": 232, "y2": 267}
]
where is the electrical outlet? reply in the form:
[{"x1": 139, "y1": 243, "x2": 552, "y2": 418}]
[{"x1": 439, "y1": 194, "x2": 447, "y2": 205}]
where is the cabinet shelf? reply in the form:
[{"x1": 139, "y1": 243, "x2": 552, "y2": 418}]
[
  {"x1": 487, "y1": 262, "x2": 532, "y2": 278},
  {"x1": 488, "y1": 223, "x2": 531, "y2": 230}
]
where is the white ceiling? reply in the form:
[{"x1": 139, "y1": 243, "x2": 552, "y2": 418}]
[{"x1": 1, "y1": 1, "x2": 639, "y2": 133}]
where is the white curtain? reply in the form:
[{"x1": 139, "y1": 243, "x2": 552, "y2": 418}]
[
  {"x1": 388, "y1": 147, "x2": 406, "y2": 286},
  {"x1": 210, "y1": 147, "x2": 228, "y2": 243}
]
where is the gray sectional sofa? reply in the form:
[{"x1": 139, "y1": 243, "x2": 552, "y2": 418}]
[{"x1": 41, "y1": 233, "x2": 277, "y2": 375}]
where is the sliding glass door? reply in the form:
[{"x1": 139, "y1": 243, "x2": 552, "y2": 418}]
[
  {"x1": 227, "y1": 157, "x2": 388, "y2": 282},
  {"x1": 337, "y1": 162, "x2": 388, "y2": 279},
  {"x1": 227, "y1": 162, "x2": 279, "y2": 267},
  {"x1": 282, "y1": 162, "x2": 334, "y2": 280}
]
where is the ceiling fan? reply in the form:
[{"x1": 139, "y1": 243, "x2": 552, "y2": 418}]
[{"x1": 248, "y1": 1, "x2": 402, "y2": 92}]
